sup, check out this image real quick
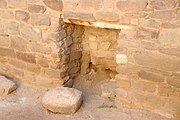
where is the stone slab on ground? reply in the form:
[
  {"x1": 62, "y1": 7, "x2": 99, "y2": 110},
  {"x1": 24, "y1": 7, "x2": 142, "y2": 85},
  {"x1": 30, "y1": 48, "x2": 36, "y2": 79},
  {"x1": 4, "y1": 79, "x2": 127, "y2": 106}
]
[
  {"x1": 42, "y1": 87, "x2": 83, "y2": 114},
  {"x1": 0, "y1": 76, "x2": 17, "y2": 95}
]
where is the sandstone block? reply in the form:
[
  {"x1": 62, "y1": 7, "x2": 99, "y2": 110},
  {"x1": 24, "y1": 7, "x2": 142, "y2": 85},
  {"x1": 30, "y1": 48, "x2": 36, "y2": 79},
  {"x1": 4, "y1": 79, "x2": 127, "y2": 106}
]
[
  {"x1": 158, "y1": 47, "x2": 180, "y2": 57},
  {"x1": 28, "y1": 4, "x2": 46, "y2": 13},
  {"x1": 42, "y1": 87, "x2": 83, "y2": 114},
  {"x1": 133, "y1": 50, "x2": 180, "y2": 72},
  {"x1": 79, "y1": 0, "x2": 102, "y2": 12},
  {"x1": 70, "y1": 51, "x2": 82, "y2": 62},
  {"x1": 35, "y1": 75, "x2": 53, "y2": 87},
  {"x1": 16, "y1": 52, "x2": 36, "y2": 64},
  {"x1": 10, "y1": 68, "x2": 24, "y2": 78},
  {"x1": 45, "y1": 69, "x2": 60, "y2": 79},
  {"x1": 149, "y1": 0, "x2": 176, "y2": 10},
  {"x1": 0, "y1": 10, "x2": 14, "y2": 19},
  {"x1": 26, "y1": 63, "x2": 41, "y2": 74},
  {"x1": 129, "y1": 91, "x2": 146, "y2": 103},
  {"x1": 62, "y1": 0, "x2": 78, "y2": 11},
  {"x1": 139, "y1": 19, "x2": 160, "y2": 29},
  {"x1": 149, "y1": 10, "x2": 177, "y2": 20},
  {"x1": 11, "y1": 36, "x2": 27, "y2": 51},
  {"x1": 94, "y1": 10, "x2": 119, "y2": 22},
  {"x1": 0, "y1": 48, "x2": 16, "y2": 58},
  {"x1": 167, "y1": 77, "x2": 180, "y2": 88},
  {"x1": 158, "y1": 84, "x2": 174, "y2": 97},
  {"x1": 135, "y1": 27, "x2": 158, "y2": 39},
  {"x1": 0, "y1": 0, "x2": 7, "y2": 8},
  {"x1": 58, "y1": 30, "x2": 67, "y2": 40},
  {"x1": 61, "y1": 55, "x2": 70, "y2": 64},
  {"x1": 9, "y1": 59, "x2": 26, "y2": 70},
  {"x1": 63, "y1": 11, "x2": 95, "y2": 22},
  {"x1": 0, "y1": 76, "x2": 16, "y2": 95},
  {"x1": 31, "y1": 14, "x2": 50, "y2": 26},
  {"x1": 43, "y1": 0, "x2": 63, "y2": 11},
  {"x1": 20, "y1": 23, "x2": 41, "y2": 41},
  {"x1": 64, "y1": 36, "x2": 73, "y2": 47},
  {"x1": 161, "y1": 21, "x2": 180, "y2": 29},
  {"x1": 0, "y1": 34, "x2": 9, "y2": 47},
  {"x1": 8, "y1": 0, "x2": 26, "y2": 9},
  {"x1": 131, "y1": 80, "x2": 156, "y2": 92},
  {"x1": 166, "y1": 98, "x2": 180, "y2": 112},
  {"x1": 144, "y1": 93, "x2": 165, "y2": 108},
  {"x1": 99, "y1": 42, "x2": 111, "y2": 50},
  {"x1": 129, "y1": 91, "x2": 165, "y2": 109},
  {"x1": 141, "y1": 41, "x2": 157, "y2": 50},
  {"x1": 124, "y1": 12, "x2": 148, "y2": 18},
  {"x1": 138, "y1": 70, "x2": 164, "y2": 82},
  {"x1": 38, "y1": 57, "x2": 49, "y2": 68},
  {"x1": 91, "y1": 51, "x2": 114, "y2": 60},
  {"x1": 30, "y1": 43, "x2": 52, "y2": 54},
  {"x1": 7, "y1": 21, "x2": 20, "y2": 34},
  {"x1": 15, "y1": 10, "x2": 30, "y2": 22},
  {"x1": 116, "y1": 0, "x2": 147, "y2": 12},
  {"x1": 159, "y1": 28, "x2": 180, "y2": 46}
]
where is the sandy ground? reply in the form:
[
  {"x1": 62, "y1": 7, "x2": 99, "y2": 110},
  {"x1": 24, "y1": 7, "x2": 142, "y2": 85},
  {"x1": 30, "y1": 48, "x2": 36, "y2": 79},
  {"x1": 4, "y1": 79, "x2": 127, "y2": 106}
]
[{"x1": 0, "y1": 80, "x2": 178, "y2": 120}]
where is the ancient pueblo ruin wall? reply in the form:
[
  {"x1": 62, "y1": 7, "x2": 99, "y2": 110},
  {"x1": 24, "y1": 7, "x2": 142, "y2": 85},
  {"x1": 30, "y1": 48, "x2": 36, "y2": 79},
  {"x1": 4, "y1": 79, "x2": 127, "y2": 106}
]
[{"x1": 0, "y1": 0, "x2": 179, "y2": 118}]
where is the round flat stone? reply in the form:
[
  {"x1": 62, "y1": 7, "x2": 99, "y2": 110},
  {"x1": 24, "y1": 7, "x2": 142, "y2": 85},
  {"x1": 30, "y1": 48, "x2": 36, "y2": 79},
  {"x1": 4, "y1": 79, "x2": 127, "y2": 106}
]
[{"x1": 42, "y1": 87, "x2": 83, "y2": 114}]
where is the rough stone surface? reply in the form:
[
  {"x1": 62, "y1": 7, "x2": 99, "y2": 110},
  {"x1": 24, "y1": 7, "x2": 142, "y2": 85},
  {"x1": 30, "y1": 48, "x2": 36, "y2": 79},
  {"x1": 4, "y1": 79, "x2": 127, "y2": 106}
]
[
  {"x1": 20, "y1": 23, "x2": 41, "y2": 41},
  {"x1": 133, "y1": 50, "x2": 180, "y2": 72},
  {"x1": 15, "y1": 10, "x2": 30, "y2": 22},
  {"x1": 149, "y1": 10, "x2": 177, "y2": 20},
  {"x1": 116, "y1": 0, "x2": 147, "y2": 12},
  {"x1": 149, "y1": 0, "x2": 177, "y2": 10},
  {"x1": 79, "y1": 0, "x2": 102, "y2": 12},
  {"x1": 11, "y1": 36, "x2": 27, "y2": 51},
  {"x1": 31, "y1": 14, "x2": 50, "y2": 26},
  {"x1": 28, "y1": 4, "x2": 46, "y2": 13},
  {"x1": 0, "y1": 34, "x2": 9, "y2": 47},
  {"x1": 7, "y1": 21, "x2": 20, "y2": 34},
  {"x1": 0, "y1": 76, "x2": 17, "y2": 95},
  {"x1": 138, "y1": 70, "x2": 164, "y2": 82},
  {"x1": 43, "y1": 0, "x2": 63, "y2": 11},
  {"x1": 42, "y1": 87, "x2": 83, "y2": 114},
  {"x1": 8, "y1": 0, "x2": 27, "y2": 9},
  {"x1": 101, "y1": 81, "x2": 118, "y2": 98},
  {"x1": 159, "y1": 29, "x2": 180, "y2": 46},
  {"x1": 0, "y1": 48, "x2": 16, "y2": 58},
  {"x1": 63, "y1": 11, "x2": 95, "y2": 22},
  {"x1": 94, "y1": 10, "x2": 119, "y2": 22},
  {"x1": 0, "y1": 0, "x2": 7, "y2": 8}
]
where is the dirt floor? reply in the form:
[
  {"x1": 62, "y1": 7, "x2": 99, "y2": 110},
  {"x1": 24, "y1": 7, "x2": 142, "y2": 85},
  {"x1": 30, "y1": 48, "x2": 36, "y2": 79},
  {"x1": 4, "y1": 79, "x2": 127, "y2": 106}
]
[{"x1": 0, "y1": 80, "x2": 178, "y2": 120}]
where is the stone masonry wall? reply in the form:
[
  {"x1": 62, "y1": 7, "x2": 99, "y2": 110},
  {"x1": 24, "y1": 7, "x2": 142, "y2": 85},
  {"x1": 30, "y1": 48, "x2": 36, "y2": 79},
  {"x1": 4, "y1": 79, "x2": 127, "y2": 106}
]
[
  {"x1": 0, "y1": 0, "x2": 66, "y2": 88},
  {"x1": 0, "y1": 0, "x2": 180, "y2": 118},
  {"x1": 61, "y1": 0, "x2": 180, "y2": 118}
]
